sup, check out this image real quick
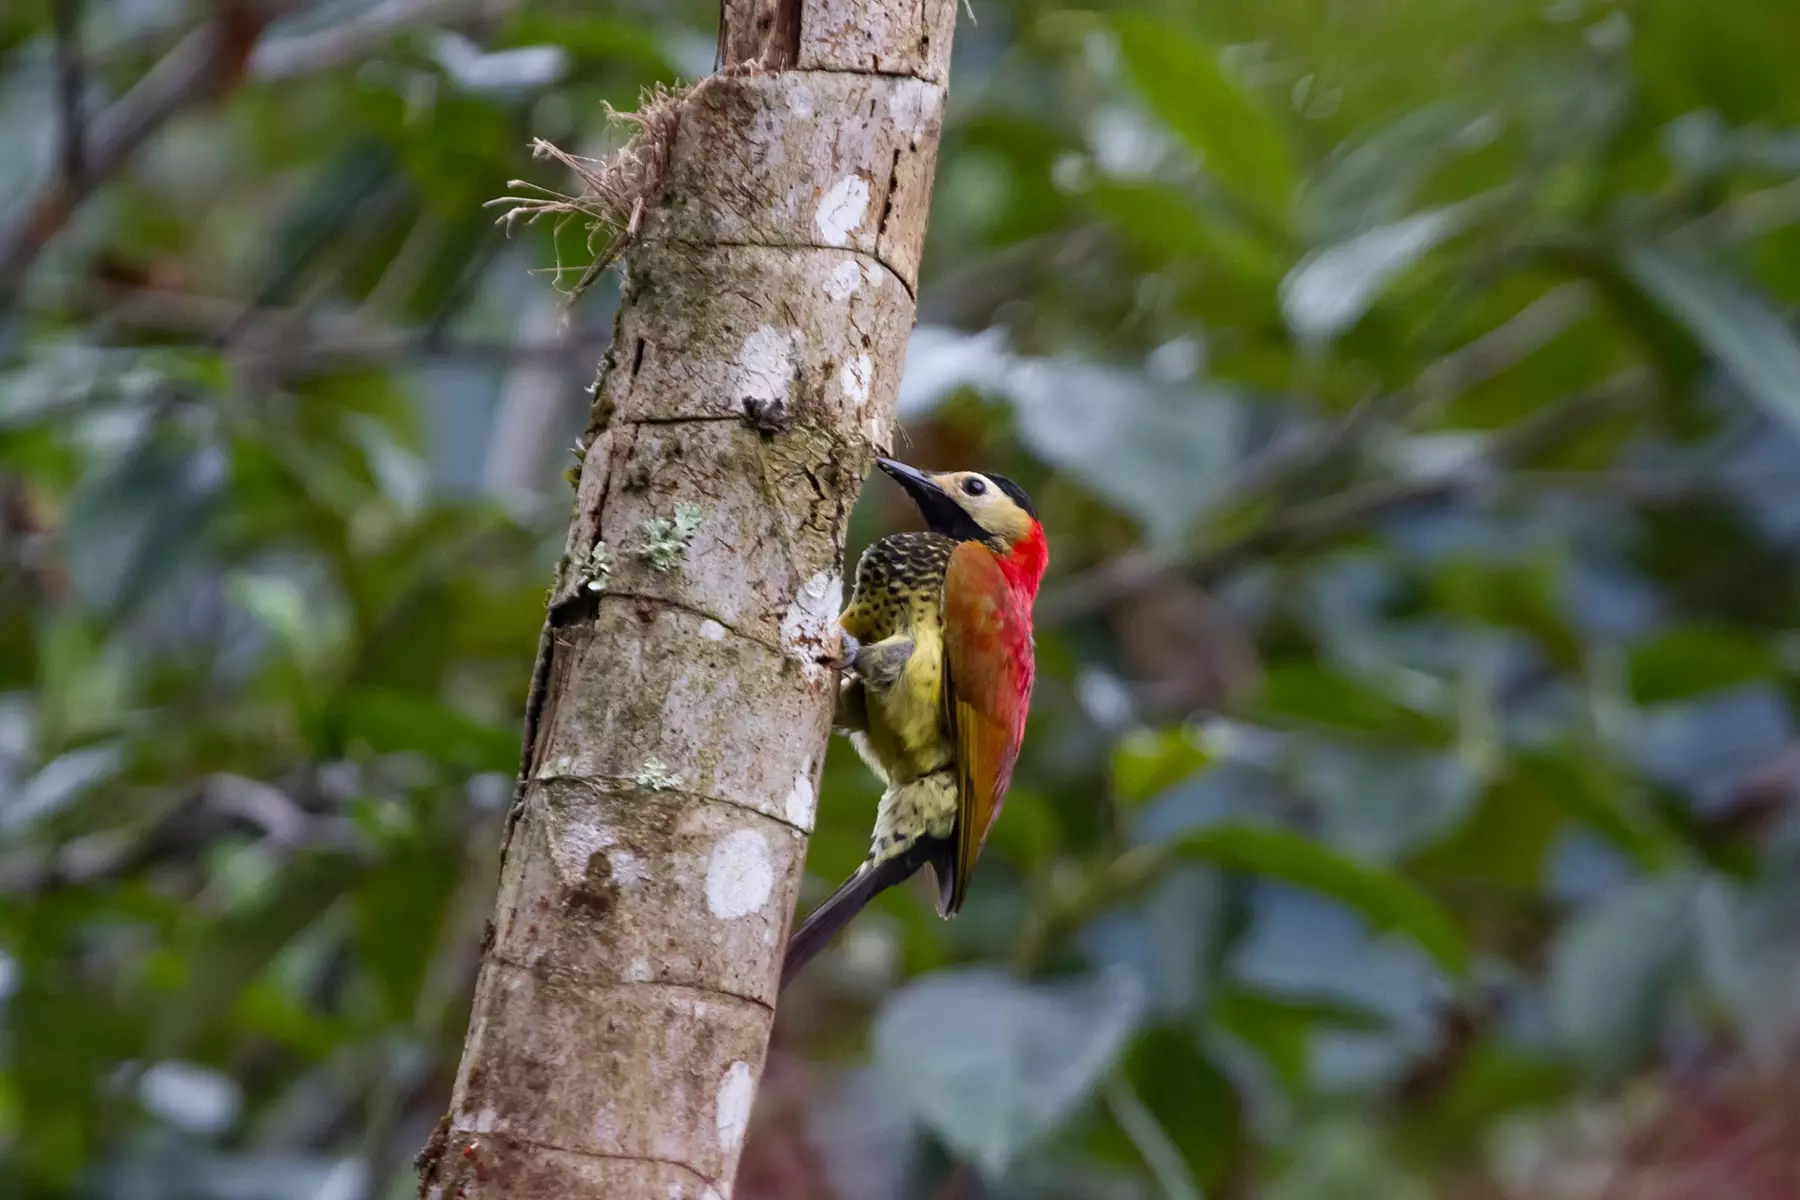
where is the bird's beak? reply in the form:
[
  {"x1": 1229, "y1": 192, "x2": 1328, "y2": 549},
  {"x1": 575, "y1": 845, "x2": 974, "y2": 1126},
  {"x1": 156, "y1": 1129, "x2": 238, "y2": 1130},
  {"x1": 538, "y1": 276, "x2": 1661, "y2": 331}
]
[
  {"x1": 876, "y1": 457, "x2": 943, "y2": 497},
  {"x1": 876, "y1": 458, "x2": 972, "y2": 537}
]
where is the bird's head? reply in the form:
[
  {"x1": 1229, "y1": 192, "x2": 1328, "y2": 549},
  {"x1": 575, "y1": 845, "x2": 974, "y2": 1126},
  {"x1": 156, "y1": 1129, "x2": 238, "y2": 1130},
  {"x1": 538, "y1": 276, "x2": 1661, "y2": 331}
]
[{"x1": 876, "y1": 458, "x2": 1048, "y2": 591}]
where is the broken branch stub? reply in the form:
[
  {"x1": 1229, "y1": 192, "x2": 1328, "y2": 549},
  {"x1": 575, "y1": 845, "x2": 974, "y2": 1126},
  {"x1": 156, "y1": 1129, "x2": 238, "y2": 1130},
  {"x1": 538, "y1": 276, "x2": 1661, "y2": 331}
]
[{"x1": 421, "y1": 3, "x2": 962, "y2": 1199}]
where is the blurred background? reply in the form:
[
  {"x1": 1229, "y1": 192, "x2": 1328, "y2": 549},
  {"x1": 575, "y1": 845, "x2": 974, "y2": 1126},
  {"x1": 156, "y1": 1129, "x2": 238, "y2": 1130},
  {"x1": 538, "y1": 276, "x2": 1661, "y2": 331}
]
[{"x1": 6, "y1": 0, "x2": 1800, "y2": 1196}]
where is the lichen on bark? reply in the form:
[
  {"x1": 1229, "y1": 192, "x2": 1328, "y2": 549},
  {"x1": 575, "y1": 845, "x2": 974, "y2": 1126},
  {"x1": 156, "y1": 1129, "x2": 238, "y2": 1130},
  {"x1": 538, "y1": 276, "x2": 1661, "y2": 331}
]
[{"x1": 419, "y1": 3, "x2": 961, "y2": 1197}]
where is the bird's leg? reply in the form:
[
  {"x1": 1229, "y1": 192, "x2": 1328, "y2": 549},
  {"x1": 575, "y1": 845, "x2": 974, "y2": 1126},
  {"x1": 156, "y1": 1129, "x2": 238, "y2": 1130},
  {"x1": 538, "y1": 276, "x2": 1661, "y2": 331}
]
[
  {"x1": 817, "y1": 631, "x2": 863, "y2": 674},
  {"x1": 834, "y1": 634, "x2": 912, "y2": 731},
  {"x1": 852, "y1": 636, "x2": 914, "y2": 691}
]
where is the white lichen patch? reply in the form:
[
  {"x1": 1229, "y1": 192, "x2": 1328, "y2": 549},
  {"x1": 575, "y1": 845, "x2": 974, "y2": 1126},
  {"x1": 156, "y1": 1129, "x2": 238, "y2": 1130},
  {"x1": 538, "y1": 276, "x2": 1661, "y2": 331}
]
[
  {"x1": 840, "y1": 353, "x2": 873, "y2": 408},
  {"x1": 732, "y1": 324, "x2": 796, "y2": 411},
  {"x1": 705, "y1": 830, "x2": 773, "y2": 920},
  {"x1": 715, "y1": 1060, "x2": 755, "y2": 1152},
  {"x1": 632, "y1": 757, "x2": 683, "y2": 791},
  {"x1": 625, "y1": 956, "x2": 652, "y2": 982},
  {"x1": 698, "y1": 618, "x2": 728, "y2": 641},
  {"x1": 559, "y1": 820, "x2": 620, "y2": 873},
  {"x1": 784, "y1": 766, "x2": 816, "y2": 830},
  {"x1": 636, "y1": 504, "x2": 703, "y2": 572},
  {"x1": 580, "y1": 541, "x2": 613, "y2": 593},
  {"x1": 888, "y1": 79, "x2": 937, "y2": 143},
  {"x1": 780, "y1": 570, "x2": 844, "y2": 678},
  {"x1": 608, "y1": 848, "x2": 650, "y2": 889},
  {"x1": 815, "y1": 176, "x2": 870, "y2": 247},
  {"x1": 824, "y1": 260, "x2": 859, "y2": 300}
]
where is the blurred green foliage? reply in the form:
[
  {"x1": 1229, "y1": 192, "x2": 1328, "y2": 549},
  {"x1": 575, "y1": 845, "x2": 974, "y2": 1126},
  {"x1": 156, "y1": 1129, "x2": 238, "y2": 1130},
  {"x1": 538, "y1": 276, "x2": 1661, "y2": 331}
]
[{"x1": 7, "y1": 0, "x2": 1800, "y2": 1197}]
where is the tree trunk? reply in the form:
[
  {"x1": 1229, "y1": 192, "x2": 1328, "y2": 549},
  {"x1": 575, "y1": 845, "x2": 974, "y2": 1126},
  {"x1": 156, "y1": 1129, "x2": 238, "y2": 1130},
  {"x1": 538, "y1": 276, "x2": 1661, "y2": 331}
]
[{"x1": 417, "y1": 3, "x2": 958, "y2": 1197}]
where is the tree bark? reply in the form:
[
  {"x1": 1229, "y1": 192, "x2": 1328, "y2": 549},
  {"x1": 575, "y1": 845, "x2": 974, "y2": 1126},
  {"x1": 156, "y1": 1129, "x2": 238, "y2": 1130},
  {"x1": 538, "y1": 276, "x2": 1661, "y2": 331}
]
[{"x1": 418, "y1": 3, "x2": 958, "y2": 1197}]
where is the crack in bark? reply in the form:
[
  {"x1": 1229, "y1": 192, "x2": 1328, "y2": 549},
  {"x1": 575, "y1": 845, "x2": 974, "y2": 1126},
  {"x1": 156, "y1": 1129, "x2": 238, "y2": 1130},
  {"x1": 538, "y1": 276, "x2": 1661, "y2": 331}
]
[
  {"x1": 657, "y1": 236, "x2": 918, "y2": 301},
  {"x1": 436, "y1": 1128, "x2": 720, "y2": 1191},
  {"x1": 875, "y1": 146, "x2": 903, "y2": 244},
  {"x1": 533, "y1": 773, "x2": 817, "y2": 836},
  {"x1": 485, "y1": 952, "x2": 778, "y2": 1016},
  {"x1": 598, "y1": 591, "x2": 780, "y2": 655}
]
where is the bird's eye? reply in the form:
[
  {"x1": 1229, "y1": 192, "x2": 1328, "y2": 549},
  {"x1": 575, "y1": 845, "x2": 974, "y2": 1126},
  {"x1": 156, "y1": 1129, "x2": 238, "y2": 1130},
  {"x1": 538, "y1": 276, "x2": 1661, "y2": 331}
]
[{"x1": 962, "y1": 477, "x2": 988, "y2": 496}]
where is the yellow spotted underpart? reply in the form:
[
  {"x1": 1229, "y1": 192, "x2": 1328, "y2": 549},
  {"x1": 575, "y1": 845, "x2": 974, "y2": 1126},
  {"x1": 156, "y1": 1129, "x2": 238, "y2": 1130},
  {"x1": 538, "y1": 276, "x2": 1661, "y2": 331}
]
[{"x1": 836, "y1": 531, "x2": 959, "y2": 864}]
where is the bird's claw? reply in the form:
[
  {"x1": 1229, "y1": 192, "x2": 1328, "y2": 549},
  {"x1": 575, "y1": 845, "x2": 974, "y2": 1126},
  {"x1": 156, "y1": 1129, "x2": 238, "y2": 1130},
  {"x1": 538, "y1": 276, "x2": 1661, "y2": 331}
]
[{"x1": 815, "y1": 632, "x2": 863, "y2": 675}]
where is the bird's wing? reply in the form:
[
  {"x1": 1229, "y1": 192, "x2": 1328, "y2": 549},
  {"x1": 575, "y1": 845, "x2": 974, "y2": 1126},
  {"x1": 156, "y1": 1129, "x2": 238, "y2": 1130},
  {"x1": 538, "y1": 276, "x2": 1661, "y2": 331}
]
[{"x1": 939, "y1": 540, "x2": 1035, "y2": 914}]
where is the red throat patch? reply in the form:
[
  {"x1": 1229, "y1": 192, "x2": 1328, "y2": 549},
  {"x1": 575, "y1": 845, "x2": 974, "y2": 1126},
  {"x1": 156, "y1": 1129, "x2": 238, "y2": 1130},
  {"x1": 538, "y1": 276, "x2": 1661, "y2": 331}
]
[{"x1": 999, "y1": 523, "x2": 1048, "y2": 598}]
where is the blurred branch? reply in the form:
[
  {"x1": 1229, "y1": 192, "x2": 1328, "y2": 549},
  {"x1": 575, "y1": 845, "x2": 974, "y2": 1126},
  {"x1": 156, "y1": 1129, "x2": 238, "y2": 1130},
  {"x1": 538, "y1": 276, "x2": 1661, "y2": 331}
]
[
  {"x1": 51, "y1": 0, "x2": 87, "y2": 185},
  {"x1": 1185, "y1": 368, "x2": 1646, "y2": 575},
  {"x1": 0, "y1": 0, "x2": 518, "y2": 305},
  {"x1": 1678, "y1": 178, "x2": 1800, "y2": 245},
  {"x1": 917, "y1": 228, "x2": 1109, "y2": 328},
  {"x1": 47, "y1": 280, "x2": 598, "y2": 369},
  {"x1": 0, "y1": 774, "x2": 364, "y2": 895},
  {"x1": 1044, "y1": 175, "x2": 1793, "y2": 627},
  {"x1": 0, "y1": 3, "x2": 292, "y2": 303},
  {"x1": 1038, "y1": 335, "x2": 1629, "y2": 626},
  {"x1": 248, "y1": 0, "x2": 503, "y2": 79}
]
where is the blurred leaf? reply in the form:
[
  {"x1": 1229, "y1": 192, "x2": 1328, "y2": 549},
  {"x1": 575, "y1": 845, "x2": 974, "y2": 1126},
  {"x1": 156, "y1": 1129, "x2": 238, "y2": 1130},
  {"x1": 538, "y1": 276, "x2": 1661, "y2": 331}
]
[
  {"x1": 1086, "y1": 180, "x2": 1281, "y2": 290},
  {"x1": 353, "y1": 824, "x2": 460, "y2": 1018},
  {"x1": 1165, "y1": 825, "x2": 1468, "y2": 975},
  {"x1": 1252, "y1": 664, "x2": 1449, "y2": 744},
  {"x1": 901, "y1": 330, "x2": 1244, "y2": 542},
  {"x1": 1303, "y1": 102, "x2": 1480, "y2": 240},
  {"x1": 1280, "y1": 204, "x2": 1473, "y2": 345},
  {"x1": 806, "y1": 1067, "x2": 919, "y2": 1200},
  {"x1": 1430, "y1": 555, "x2": 1582, "y2": 668},
  {"x1": 1212, "y1": 986, "x2": 1391, "y2": 1096},
  {"x1": 1141, "y1": 866, "x2": 1232, "y2": 1018},
  {"x1": 873, "y1": 967, "x2": 1144, "y2": 1178},
  {"x1": 429, "y1": 33, "x2": 567, "y2": 95},
  {"x1": 1546, "y1": 871, "x2": 1698, "y2": 1080},
  {"x1": 1111, "y1": 15, "x2": 1295, "y2": 223},
  {"x1": 1694, "y1": 873, "x2": 1800, "y2": 1061},
  {"x1": 1112, "y1": 726, "x2": 1213, "y2": 806},
  {"x1": 1009, "y1": 363, "x2": 1243, "y2": 544},
  {"x1": 496, "y1": 14, "x2": 673, "y2": 71},
  {"x1": 1, "y1": 743, "x2": 124, "y2": 835},
  {"x1": 62, "y1": 439, "x2": 225, "y2": 613},
  {"x1": 1402, "y1": 1037, "x2": 1572, "y2": 1160},
  {"x1": 345, "y1": 412, "x2": 430, "y2": 517},
  {"x1": 1411, "y1": 765, "x2": 1563, "y2": 889},
  {"x1": 1297, "y1": 742, "x2": 1480, "y2": 863},
  {"x1": 1626, "y1": 623, "x2": 1776, "y2": 703},
  {"x1": 30, "y1": 615, "x2": 131, "y2": 749},
  {"x1": 1625, "y1": 244, "x2": 1800, "y2": 433},
  {"x1": 334, "y1": 690, "x2": 519, "y2": 775},
  {"x1": 1514, "y1": 745, "x2": 1682, "y2": 870},
  {"x1": 157, "y1": 851, "x2": 365, "y2": 1056},
  {"x1": 228, "y1": 568, "x2": 354, "y2": 685},
  {"x1": 136, "y1": 1060, "x2": 242, "y2": 1135}
]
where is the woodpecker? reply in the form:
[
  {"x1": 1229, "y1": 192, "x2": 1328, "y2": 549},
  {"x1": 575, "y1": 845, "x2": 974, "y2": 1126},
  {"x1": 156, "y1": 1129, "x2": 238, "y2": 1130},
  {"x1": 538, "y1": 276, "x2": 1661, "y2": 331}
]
[{"x1": 781, "y1": 458, "x2": 1048, "y2": 985}]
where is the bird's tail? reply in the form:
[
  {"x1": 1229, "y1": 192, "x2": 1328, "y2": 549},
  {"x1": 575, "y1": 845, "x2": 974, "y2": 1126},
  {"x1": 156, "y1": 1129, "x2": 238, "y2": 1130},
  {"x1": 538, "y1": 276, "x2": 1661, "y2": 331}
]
[{"x1": 781, "y1": 839, "x2": 938, "y2": 988}]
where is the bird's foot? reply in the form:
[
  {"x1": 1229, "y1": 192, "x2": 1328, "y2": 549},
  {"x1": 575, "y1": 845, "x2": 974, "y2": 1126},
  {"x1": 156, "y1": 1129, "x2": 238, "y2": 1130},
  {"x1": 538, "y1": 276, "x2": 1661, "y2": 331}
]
[{"x1": 814, "y1": 632, "x2": 863, "y2": 674}]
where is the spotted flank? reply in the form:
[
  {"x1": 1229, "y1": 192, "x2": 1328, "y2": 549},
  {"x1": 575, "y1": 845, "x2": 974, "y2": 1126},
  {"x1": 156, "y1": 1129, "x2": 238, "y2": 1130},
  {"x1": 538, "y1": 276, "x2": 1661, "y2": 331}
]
[{"x1": 866, "y1": 769, "x2": 957, "y2": 863}]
